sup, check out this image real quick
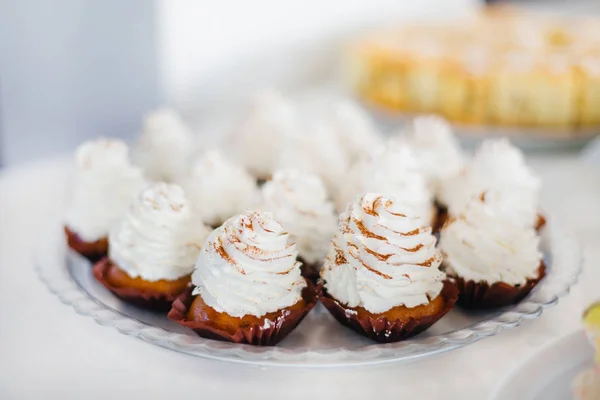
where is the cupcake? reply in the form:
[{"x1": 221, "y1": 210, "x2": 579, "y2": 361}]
[
  {"x1": 227, "y1": 90, "x2": 299, "y2": 181},
  {"x1": 168, "y1": 210, "x2": 318, "y2": 346},
  {"x1": 133, "y1": 108, "x2": 195, "y2": 182},
  {"x1": 405, "y1": 115, "x2": 466, "y2": 195},
  {"x1": 260, "y1": 169, "x2": 337, "y2": 280},
  {"x1": 439, "y1": 196, "x2": 545, "y2": 309},
  {"x1": 336, "y1": 144, "x2": 436, "y2": 226},
  {"x1": 93, "y1": 183, "x2": 209, "y2": 310},
  {"x1": 440, "y1": 138, "x2": 544, "y2": 230},
  {"x1": 178, "y1": 150, "x2": 259, "y2": 228},
  {"x1": 276, "y1": 123, "x2": 349, "y2": 196},
  {"x1": 64, "y1": 139, "x2": 145, "y2": 262},
  {"x1": 324, "y1": 100, "x2": 383, "y2": 164},
  {"x1": 320, "y1": 193, "x2": 457, "y2": 343}
]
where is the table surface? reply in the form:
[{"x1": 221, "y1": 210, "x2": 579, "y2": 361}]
[{"x1": 1, "y1": 154, "x2": 598, "y2": 399}]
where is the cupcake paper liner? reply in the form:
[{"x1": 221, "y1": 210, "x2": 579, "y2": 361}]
[
  {"x1": 298, "y1": 257, "x2": 322, "y2": 283},
  {"x1": 452, "y1": 262, "x2": 546, "y2": 309},
  {"x1": 64, "y1": 226, "x2": 108, "y2": 264},
  {"x1": 168, "y1": 280, "x2": 320, "y2": 346},
  {"x1": 92, "y1": 258, "x2": 186, "y2": 312},
  {"x1": 433, "y1": 205, "x2": 448, "y2": 233},
  {"x1": 320, "y1": 280, "x2": 459, "y2": 343}
]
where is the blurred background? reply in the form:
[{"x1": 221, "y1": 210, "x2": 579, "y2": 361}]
[{"x1": 1, "y1": 0, "x2": 600, "y2": 165}]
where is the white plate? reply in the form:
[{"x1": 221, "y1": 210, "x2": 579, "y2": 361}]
[
  {"x1": 490, "y1": 330, "x2": 595, "y2": 400},
  {"x1": 35, "y1": 219, "x2": 582, "y2": 367}
]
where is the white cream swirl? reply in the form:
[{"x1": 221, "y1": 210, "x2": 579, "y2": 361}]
[
  {"x1": 439, "y1": 198, "x2": 542, "y2": 286},
  {"x1": 261, "y1": 169, "x2": 337, "y2": 264},
  {"x1": 325, "y1": 100, "x2": 383, "y2": 164},
  {"x1": 179, "y1": 150, "x2": 259, "y2": 227},
  {"x1": 228, "y1": 90, "x2": 299, "y2": 179},
  {"x1": 321, "y1": 193, "x2": 446, "y2": 313},
  {"x1": 336, "y1": 145, "x2": 435, "y2": 224},
  {"x1": 440, "y1": 138, "x2": 541, "y2": 227},
  {"x1": 276, "y1": 123, "x2": 349, "y2": 196},
  {"x1": 406, "y1": 115, "x2": 465, "y2": 192},
  {"x1": 65, "y1": 138, "x2": 146, "y2": 242},
  {"x1": 133, "y1": 108, "x2": 195, "y2": 182},
  {"x1": 109, "y1": 183, "x2": 210, "y2": 281},
  {"x1": 192, "y1": 211, "x2": 307, "y2": 318}
]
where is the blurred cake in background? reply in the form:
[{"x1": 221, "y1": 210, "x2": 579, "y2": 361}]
[{"x1": 348, "y1": 7, "x2": 600, "y2": 132}]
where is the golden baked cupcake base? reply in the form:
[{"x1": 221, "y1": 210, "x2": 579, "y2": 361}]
[
  {"x1": 349, "y1": 9, "x2": 600, "y2": 130},
  {"x1": 320, "y1": 280, "x2": 459, "y2": 343},
  {"x1": 92, "y1": 258, "x2": 190, "y2": 311},
  {"x1": 168, "y1": 281, "x2": 319, "y2": 346},
  {"x1": 452, "y1": 262, "x2": 546, "y2": 309},
  {"x1": 64, "y1": 226, "x2": 108, "y2": 263}
]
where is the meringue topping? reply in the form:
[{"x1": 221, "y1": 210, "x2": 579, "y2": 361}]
[
  {"x1": 439, "y1": 196, "x2": 542, "y2": 286},
  {"x1": 276, "y1": 123, "x2": 350, "y2": 196},
  {"x1": 336, "y1": 144, "x2": 435, "y2": 224},
  {"x1": 133, "y1": 108, "x2": 195, "y2": 182},
  {"x1": 179, "y1": 150, "x2": 259, "y2": 226},
  {"x1": 228, "y1": 90, "x2": 299, "y2": 179},
  {"x1": 325, "y1": 100, "x2": 383, "y2": 164},
  {"x1": 440, "y1": 138, "x2": 541, "y2": 227},
  {"x1": 192, "y1": 211, "x2": 306, "y2": 317},
  {"x1": 109, "y1": 183, "x2": 210, "y2": 281},
  {"x1": 322, "y1": 193, "x2": 446, "y2": 313},
  {"x1": 261, "y1": 169, "x2": 337, "y2": 264},
  {"x1": 406, "y1": 115, "x2": 466, "y2": 194}
]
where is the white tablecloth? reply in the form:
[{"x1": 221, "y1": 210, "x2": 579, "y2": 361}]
[{"x1": 0, "y1": 155, "x2": 598, "y2": 399}]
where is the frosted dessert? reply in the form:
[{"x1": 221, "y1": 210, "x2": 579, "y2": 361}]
[
  {"x1": 320, "y1": 193, "x2": 457, "y2": 342},
  {"x1": 228, "y1": 90, "x2": 299, "y2": 180},
  {"x1": 324, "y1": 100, "x2": 383, "y2": 164},
  {"x1": 168, "y1": 210, "x2": 318, "y2": 345},
  {"x1": 405, "y1": 115, "x2": 465, "y2": 195},
  {"x1": 336, "y1": 144, "x2": 435, "y2": 225},
  {"x1": 93, "y1": 183, "x2": 209, "y2": 310},
  {"x1": 260, "y1": 169, "x2": 337, "y2": 277},
  {"x1": 179, "y1": 150, "x2": 259, "y2": 227},
  {"x1": 133, "y1": 108, "x2": 195, "y2": 182},
  {"x1": 440, "y1": 138, "x2": 542, "y2": 229},
  {"x1": 65, "y1": 138, "x2": 145, "y2": 261},
  {"x1": 440, "y1": 195, "x2": 544, "y2": 308}
]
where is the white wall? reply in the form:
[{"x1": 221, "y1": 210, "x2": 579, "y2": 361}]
[{"x1": 0, "y1": 0, "x2": 162, "y2": 165}]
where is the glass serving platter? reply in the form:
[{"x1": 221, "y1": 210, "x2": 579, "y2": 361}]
[{"x1": 34, "y1": 220, "x2": 582, "y2": 367}]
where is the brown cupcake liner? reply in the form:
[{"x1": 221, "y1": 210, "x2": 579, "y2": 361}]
[
  {"x1": 92, "y1": 258, "x2": 185, "y2": 312},
  {"x1": 168, "y1": 281, "x2": 320, "y2": 346},
  {"x1": 298, "y1": 257, "x2": 322, "y2": 283},
  {"x1": 256, "y1": 178, "x2": 268, "y2": 187},
  {"x1": 64, "y1": 226, "x2": 108, "y2": 264},
  {"x1": 452, "y1": 261, "x2": 546, "y2": 310},
  {"x1": 320, "y1": 280, "x2": 459, "y2": 343},
  {"x1": 433, "y1": 205, "x2": 448, "y2": 233}
]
